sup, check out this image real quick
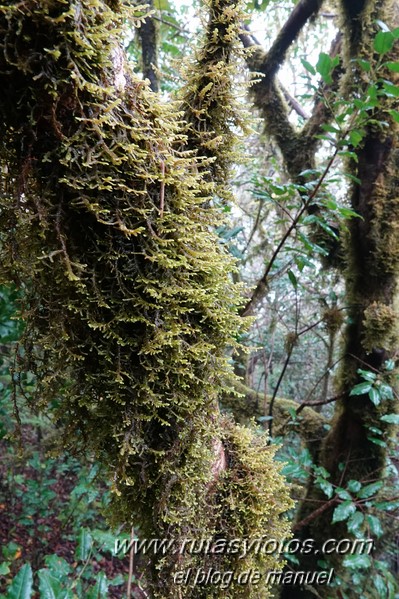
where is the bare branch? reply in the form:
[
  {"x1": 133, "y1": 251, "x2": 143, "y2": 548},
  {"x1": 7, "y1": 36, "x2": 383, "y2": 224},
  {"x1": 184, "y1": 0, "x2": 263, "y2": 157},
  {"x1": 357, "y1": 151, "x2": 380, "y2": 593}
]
[{"x1": 281, "y1": 85, "x2": 310, "y2": 119}]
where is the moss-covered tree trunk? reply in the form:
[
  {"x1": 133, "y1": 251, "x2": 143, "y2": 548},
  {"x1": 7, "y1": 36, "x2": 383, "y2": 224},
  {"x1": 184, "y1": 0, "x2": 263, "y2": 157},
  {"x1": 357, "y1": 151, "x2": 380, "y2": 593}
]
[
  {"x1": 279, "y1": 1, "x2": 399, "y2": 596},
  {"x1": 0, "y1": 1, "x2": 292, "y2": 597}
]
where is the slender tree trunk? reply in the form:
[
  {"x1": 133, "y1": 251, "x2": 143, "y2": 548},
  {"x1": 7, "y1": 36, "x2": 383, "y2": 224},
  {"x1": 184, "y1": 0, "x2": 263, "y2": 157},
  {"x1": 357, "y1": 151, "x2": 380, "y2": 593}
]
[{"x1": 280, "y1": 1, "x2": 399, "y2": 596}]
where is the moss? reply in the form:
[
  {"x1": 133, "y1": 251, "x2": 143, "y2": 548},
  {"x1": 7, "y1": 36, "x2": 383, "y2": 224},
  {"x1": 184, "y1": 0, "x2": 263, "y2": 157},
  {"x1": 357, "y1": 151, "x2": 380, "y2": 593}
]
[
  {"x1": 178, "y1": 0, "x2": 251, "y2": 200},
  {"x1": 221, "y1": 381, "x2": 327, "y2": 458},
  {"x1": 362, "y1": 301, "x2": 398, "y2": 352},
  {"x1": 322, "y1": 306, "x2": 344, "y2": 334},
  {"x1": 145, "y1": 419, "x2": 294, "y2": 599},
  {"x1": 0, "y1": 1, "x2": 292, "y2": 595}
]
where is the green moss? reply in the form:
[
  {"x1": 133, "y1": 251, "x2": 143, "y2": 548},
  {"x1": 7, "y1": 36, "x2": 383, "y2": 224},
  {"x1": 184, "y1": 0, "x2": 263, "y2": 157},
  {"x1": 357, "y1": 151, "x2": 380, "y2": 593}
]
[
  {"x1": 362, "y1": 301, "x2": 398, "y2": 352},
  {"x1": 0, "y1": 1, "x2": 292, "y2": 595},
  {"x1": 179, "y1": 0, "x2": 251, "y2": 202},
  {"x1": 222, "y1": 381, "x2": 327, "y2": 458},
  {"x1": 322, "y1": 306, "x2": 344, "y2": 334}
]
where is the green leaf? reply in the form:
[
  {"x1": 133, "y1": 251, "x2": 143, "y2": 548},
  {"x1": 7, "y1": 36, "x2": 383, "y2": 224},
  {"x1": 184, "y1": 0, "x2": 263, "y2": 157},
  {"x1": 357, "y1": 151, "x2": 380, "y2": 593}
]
[
  {"x1": 257, "y1": 415, "x2": 273, "y2": 423},
  {"x1": 337, "y1": 151, "x2": 359, "y2": 163},
  {"x1": 380, "y1": 413, "x2": 399, "y2": 424},
  {"x1": 297, "y1": 231, "x2": 328, "y2": 256},
  {"x1": 321, "y1": 123, "x2": 340, "y2": 134},
  {"x1": 287, "y1": 270, "x2": 297, "y2": 289},
  {"x1": 86, "y1": 573, "x2": 109, "y2": 599},
  {"x1": 368, "y1": 387, "x2": 381, "y2": 406},
  {"x1": 316, "y1": 479, "x2": 333, "y2": 499},
  {"x1": 349, "y1": 382, "x2": 372, "y2": 396},
  {"x1": 343, "y1": 554, "x2": 371, "y2": 569},
  {"x1": 382, "y1": 82, "x2": 399, "y2": 97},
  {"x1": 379, "y1": 383, "x2": 394, "y2": 400},
  {"x1": 347, "y1": 511, "x2": 364, "y2": 534},
  {"x1": 348, "y1": 129, "x2": 364, "y2": 148},
  {"x1": 43, "y1": 556, "x2": 71, "y2": 579},
  {"x1": 332, "y1": 501, "x2": 356, "y2": 524},
  {"x1": 366, "y1": 514, "x2": 383, "y2": 537},
  {"x1": 38, "y1": 571, "x2": 67, "y2": 599},
  {"x1": 294, "y1": 254, "x2": 315, "y2": 270},
  {"x1": 313, "y1": 465, "x2": 330, "y2": 478},
  {"x1": 323, "y1": 198, "x2": 337, "y2": 210},
  {"x1": 357, "y1": 481, "x2": 383, "y2": 499},
  {"x1": 281, "y1": 463, "x2": 308, "y2": 480},
  {"x1": 0, "y1": 563, "x2": 10, "y2": 575},
  {"x1": 222, "y1": 226, "x2": 244, "y2": 241},
  {"x1": 367, "y1": 436, "x2": 387, "y2": 447},
  {"x1": 76, "y1": 528, "x2": 93, "y2": 561},
  {"x1": 6, "y1": 564, "x2": 33, "y2": 599},
  {"x1": 385, "y1": 61, "x2": 399, "y2": 72},
  {"x1": 367, "y1": 426, "x2": 382, "y2": 435},
  {"x1": 374, "y1": 31, "x2": 395, "y2": 54},
  {"x1": 336, "y1": 487, "x2": 352, "y2": 500},
  {"x1": 338, "y1": 206, "x2": 360, "y2": 219},
  {"x1": 347, "y1": 480, "x2": 362, "y2": 493},
  {"x1": 384, "y1": 358, "x2": 395, "y2": 371},
  {"x1": 357, "y1": 59, "x2": 371, "y2": 72},
  {"x1": 109, "y1": 573, "x2": 125, "y2": 586},
  {"x1": 316, "y1": 52, "x2": 333, "y2": 83},
  {"x1": 357, "y1": 368, "x2": 377, "y2": 381},
  {"x1": 301, "y1": 59, "x2": 316, "y2": 75}
]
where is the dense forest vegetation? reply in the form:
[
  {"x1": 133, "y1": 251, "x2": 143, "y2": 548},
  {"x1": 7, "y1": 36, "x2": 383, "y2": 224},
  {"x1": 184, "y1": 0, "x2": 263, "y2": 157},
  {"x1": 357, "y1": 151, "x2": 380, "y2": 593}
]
[{"x1": 0, "y1": 0, "x2": 398, "y2": 597}]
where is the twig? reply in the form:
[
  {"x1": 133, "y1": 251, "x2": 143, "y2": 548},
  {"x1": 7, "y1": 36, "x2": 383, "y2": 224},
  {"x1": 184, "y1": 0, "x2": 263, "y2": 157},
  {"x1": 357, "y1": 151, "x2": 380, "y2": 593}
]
[
  {"x1": 241, "y1": 145, "x2": 340, "y2": 317},
  {"x1": 127, "y1": 526, "x2": 135, "y2": 599},
  {"x1": 281, "y1": 85, "x2": 310, "y2": 119},
  {"x1": 293, "y1": 496, "x2": 337, "y2": 532},
  {"x1": 159, "y1": 160, "x2": 165, "y2": 217},
  {"x1": 268, "y1": 346, "x2": 293, "y2": 437},
  {"x1": 296, "y1": 392, "x2": 345, "y2": 414}
]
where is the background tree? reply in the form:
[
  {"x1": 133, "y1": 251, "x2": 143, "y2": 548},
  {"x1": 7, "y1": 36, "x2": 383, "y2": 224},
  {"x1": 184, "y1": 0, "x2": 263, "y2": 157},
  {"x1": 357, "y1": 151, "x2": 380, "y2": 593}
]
[{"x1": 237, "y1": 0, "x2": 399, "y2": 596}]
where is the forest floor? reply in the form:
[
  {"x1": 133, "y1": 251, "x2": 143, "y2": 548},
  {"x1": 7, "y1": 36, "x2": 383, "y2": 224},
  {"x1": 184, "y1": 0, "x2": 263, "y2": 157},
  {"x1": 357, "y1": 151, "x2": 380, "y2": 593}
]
[{"x1": 0, "y1": 425, "x2": 141, "y2": 598}]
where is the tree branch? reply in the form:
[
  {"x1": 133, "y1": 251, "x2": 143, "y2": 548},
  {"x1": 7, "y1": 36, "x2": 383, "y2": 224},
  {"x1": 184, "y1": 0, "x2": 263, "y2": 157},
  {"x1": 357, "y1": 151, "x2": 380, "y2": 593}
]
[
  {"x1": 137, "y1": 0, "x2": 159, "y2": 92},
  {"x1": 245, "y1": 0, "x2": 325, "y2": 80}
]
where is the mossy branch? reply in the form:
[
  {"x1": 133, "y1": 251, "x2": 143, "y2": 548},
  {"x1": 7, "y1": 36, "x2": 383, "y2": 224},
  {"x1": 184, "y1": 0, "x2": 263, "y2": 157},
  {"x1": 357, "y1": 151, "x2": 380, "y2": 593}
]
[
  {"x1": 221, "y1": 380, "x2": 327, "y2": 458},
  {"x1": 241, "y1": 0, "x2": 324, "y2": 80}
]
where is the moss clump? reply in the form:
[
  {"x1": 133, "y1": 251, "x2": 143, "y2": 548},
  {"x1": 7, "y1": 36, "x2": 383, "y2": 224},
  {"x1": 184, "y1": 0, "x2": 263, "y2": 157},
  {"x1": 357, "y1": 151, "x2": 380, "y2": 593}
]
[
  {"x1": 322, "y1": 306, "x2": 344, "y2": 334},
  {"x1": 362, "y1": 301, "x2": 398, "y2": 352}
]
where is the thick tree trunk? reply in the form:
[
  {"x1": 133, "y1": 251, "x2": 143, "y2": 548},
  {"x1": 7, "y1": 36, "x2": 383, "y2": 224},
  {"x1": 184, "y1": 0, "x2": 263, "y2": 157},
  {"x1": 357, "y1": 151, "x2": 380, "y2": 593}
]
[{"x1": 0, "y1": 1, "x2": 292, "y2": 597}]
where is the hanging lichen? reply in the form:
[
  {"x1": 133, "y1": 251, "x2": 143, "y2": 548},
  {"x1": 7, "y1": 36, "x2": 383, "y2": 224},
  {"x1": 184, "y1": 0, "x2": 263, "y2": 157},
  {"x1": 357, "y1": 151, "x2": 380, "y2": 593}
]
[{"x1": 0, "y1": 0, "x2": 292, "y2": 596}]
